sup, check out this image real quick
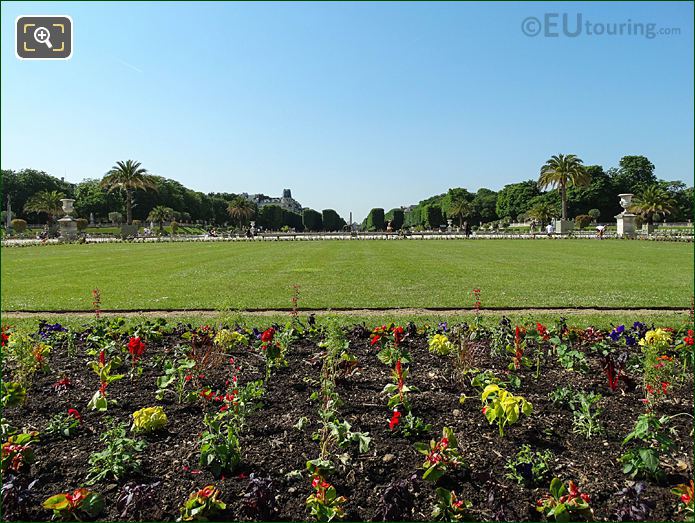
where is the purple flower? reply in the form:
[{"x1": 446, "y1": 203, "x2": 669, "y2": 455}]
[
  {"x1": 625, "y1": 335, "x2": 637, "y2": 347},
  {"x1": 438, "y1": 322, "x2": 448, "y2": 333}
]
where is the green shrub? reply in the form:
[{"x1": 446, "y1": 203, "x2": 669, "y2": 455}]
[
  {"x1": 574, "y1": 215, "x2": 592, "y2": 229},
  {"x1": 366, "y1": 208, "x2": 385, "y2": 231},
  {"x1": 322, "y1": 209, "x2": 345, "y2": 231},
  {"x1": 10, "y1": 219, "x2": 27, "y2": 234},
  {"x1": 302, "y1": 209, "x2": 323, "y2": 231}
]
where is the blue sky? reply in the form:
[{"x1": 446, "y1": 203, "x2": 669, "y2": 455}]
[{"x1": 2, "y1": 1, "x2": 693, "y2": 221}]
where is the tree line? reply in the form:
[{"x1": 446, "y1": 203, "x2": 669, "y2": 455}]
[
  {"x1": 1, "y1": 162, "x2": 346, "y2": 232},
  {"x1": 363, "y1": 155, "x2": 692, "y2": 230},
  {"x1": 2, "y1": 154, "x2": 692, "y2": 233}
]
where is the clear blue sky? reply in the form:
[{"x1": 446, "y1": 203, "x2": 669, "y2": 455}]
[{"x1": 2, "y1": 1, "x2": 693, "y2": 221}]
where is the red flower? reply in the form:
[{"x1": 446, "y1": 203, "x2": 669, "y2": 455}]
[
  {"x1": 661, "y1": 382, "x2": 670, "y2": 394},
  {"x1": 0, "y1": 328, "x2": 9, "y2": 347},
  {"x1": 482, "y1": 406, "x2": 488, "y2": 414},
  {"x1": 261, "y1": 328, "x2": 275, "y2": 343},
  {"x1": 198, "y1": 486, "x2": 215, "y2": 499},
  {"x1": 684, "y1": 330, "x2": 694, "y2": 346},
  {"x1": 185, "y1": 374, "x2": 192, "y2": 382},
  {"x1": 67, "y1": 408, "x2": 81, "y2": 421},
  {"x1": 682, "y1": 493, "x2": 692, "y2": 503},
  {"x1": 389, "y1": 410, "x2": 401, "y2": 430},
  {"x1": 580, "y1": 493, "x2": 591, "y2": 503},
  {"x1": 127, "y1": 337, "x2": 146, "y2": 360},
  {"x1": 370, "y1": 335, "x2": 382, "y2": 346},
  {"x1": 219, "y1": 405, "x2": 229, "y2": 412},
  {"x1": 65, "y1": 488, "x2": 88, "y2": 509},
  {"x1": 393, "y1": 326, "x2": 405, "y2": 346}
]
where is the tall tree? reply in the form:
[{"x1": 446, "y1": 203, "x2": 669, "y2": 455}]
[
  {"x1": 611, "y1": 156, "x2": 657, "y2": 195},
  {"x1": 495, "y1": 181, "x2": 540, "y2": 221},
  {"x1": 538, "y1": 154, "x2": 591, "y2": 221},
  {"x1": 100, "y1": 160, "x2": 157, "y2": 225},
  {"x1": 23, "y1": 190, "x2": 66, "y2": 225},
  {"x1": 226, "y1": 196, "x2": 256, "y2": 229}
]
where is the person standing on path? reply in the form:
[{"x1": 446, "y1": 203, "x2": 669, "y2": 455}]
[{"x1": 546, "y1": 223, "x2": 554, "y2": 236}]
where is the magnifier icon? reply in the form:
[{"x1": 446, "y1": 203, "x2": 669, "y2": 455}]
[{"x1": 33, "y1": 26, "x2": 53, "y2": 49}]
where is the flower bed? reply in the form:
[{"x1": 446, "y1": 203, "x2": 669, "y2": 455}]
[{"x1": 1, "y1": 318, "x2": 693, "y2": 521}]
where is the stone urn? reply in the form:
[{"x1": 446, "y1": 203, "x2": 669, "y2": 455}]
[
  {"x1": 618, "y1": 194, "x2": 634, "y2": 214},
  {"x1": 57, "y1": 199, "x2": 78, "y2": 240}
]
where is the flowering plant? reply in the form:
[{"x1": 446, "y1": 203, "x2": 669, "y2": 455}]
[
  {"x1": 672, "y1": 480, "x2": 694, "y2": 516},
  {"x1": 178, "y1": 485, "x2": 226, "y2": 521},
  {"x1": 306, "y1": 475, "x2": 347, "y2": 522},
  {"x1": 481, "y1": 384, "x2": 532, "y2": 436},
  {"x1": 431, "y1": 488, "x2": 471, "y2": 521},
  {"x1": 45, "y1": 409, "x2": 82, "y2": 438},
  {"x1": 536, "y1": 478, "x2": 592, "y2": 521},
  {"x1": 127, "y1": 337, "x2": 146, "y2": 378},
  {"x1": 1, "y1": 432, "x2": 39, "y2": 472},
  {"x1": 414, "y1": 427, "x2": 465, "y2": 482},
  {"x1": 87, "y1": 350, "x2": 124, "y2": 411},
  {"x1": 43, "y1": 488, "x2": 104, "y2": 521}
]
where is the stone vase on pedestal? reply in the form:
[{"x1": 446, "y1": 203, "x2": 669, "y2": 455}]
[
  {"x1": 615, "y1": 193, "x2": 636, "y2": 238},
  {"x1": 58, "y1": 199, "x2": 78, "y2": 241}
]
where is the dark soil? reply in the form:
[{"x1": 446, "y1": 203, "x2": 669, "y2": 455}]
[{"x1": 2, "y1": 320, "x2": 693, "y2": 522}]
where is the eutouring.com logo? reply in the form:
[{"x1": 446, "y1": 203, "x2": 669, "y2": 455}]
[{"x1": 521, "y1": 13, "x2": 681, "y2": 39}]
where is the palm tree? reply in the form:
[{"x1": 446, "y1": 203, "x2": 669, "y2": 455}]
[
  {"x1": 629, "y1": 185, "x2": 676, "y2": 225},
  {"x1": 23, "y1": 190, "x2": 65, "y2": 225},
  {"x1": 526, "y1": 202, "x2": 557, "y2": 225},
  {"x1": 147, "y1": 205, "x2": 174, "y2": 234},
  {"x1": 449, "y1": 198, "x2": 472, "y2": 227},
  {"x1": 227, "y1": 197, "x2": 256, "y2": 229},
  {"x1": 100, "y1": 160, "x2": 157, "y2": 225},
  {"x1": 538, "y1": 154, "x2": 591, "y2": 221}
]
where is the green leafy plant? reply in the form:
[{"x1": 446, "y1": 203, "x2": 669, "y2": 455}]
[
  {"x1": 306, "y1": 474, "x2": 347, "y2": 522},
  {"x1": 571, "y1": 392, "x2": 604, "y2": 439},
  {"x1": 414, "y1": 427, "x2": 466, "y2": 482},
  {"x1": 399, "y1": 411, "x2": 432, "y2": 437},
  {"x1": 481, "y1": 384, "x2": 532, "y2": 436},
  {"x1": 504, "y1": 444, "x2": 553, "y2": 486},
  {"x1": 156, "y1": 358, "x2": 196, "y2": 403},
  {"x1": 199, "y1": 412, "x2": 241, "y2": 477},
  {"x1": 536, "y1": 478, "x2": 592, "y2": 521},
  {"x1": 86, "y1": 420, "x2": 146, "y2": 484},
  {"x1": 213, "y1": 329, "x2": 248, "y2": 349},
  {"x1": 326, "y1": 420, "x2": 371, "y2": 453},
  {"x1": 431, "y1": 488, "x2": 471, "y2": 521},
  {"x1": 178, "y1": 485, "x2": 226, "y2": 521},
  {"x1": 43, "y1": 488, "x2": 104, "y2": 521},
  {"x1": 620, "y1": 413, "x2": 673, "y2": 481},
  {"x1": 131, "y1": 406, "x2": 168, "y2": 433},
  {"x1": 1, "y1": 382, "x2": 26, "y2": 408},
  {"x1": 45, "y1": 409, "x2": 82, "y2": 438}
]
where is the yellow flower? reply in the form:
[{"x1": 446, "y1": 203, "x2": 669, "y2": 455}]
[{"x1": 639, "y1": 328, "x2": 672, "y2": 347}]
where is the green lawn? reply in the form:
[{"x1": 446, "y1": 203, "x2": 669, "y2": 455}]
[{"x1": 1, "y1": 240, "x2": 692, "y2": 311}]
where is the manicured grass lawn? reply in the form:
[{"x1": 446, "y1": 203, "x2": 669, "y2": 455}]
[{"x1": 1, "y1": 240, "x2": 692, "y2": 311}]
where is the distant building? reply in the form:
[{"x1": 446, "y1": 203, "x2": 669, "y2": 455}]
[{"x1": 241, "y1": 189, "x2": 303, "y2": 214}]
